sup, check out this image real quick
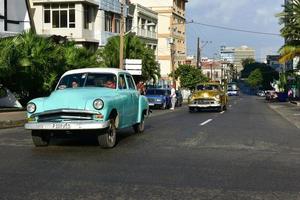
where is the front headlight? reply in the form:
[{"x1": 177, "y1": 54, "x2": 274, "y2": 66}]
[
  {"x1": 27, "y1": 103, "x2": 36, "y2": 113},
  {"x1": 215, "y1": 95, "x2": 221, "y2": 101},
  {"x1": 93, "y1": 99, "x2": 104, "y2": 110}
]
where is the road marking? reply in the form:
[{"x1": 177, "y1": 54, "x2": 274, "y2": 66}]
[
  {"x1": 220, "y1": 111, "x2": 225, "y2": 114},
  {"x1": 294, "y1": 114, "x2": 300, "y2": 116},
  {"x1": 200, "y1": 119, "x2": 213, "y2": 126},
  {"x1": 229, "y1": 105, "x2": 232, "y2": 107}
]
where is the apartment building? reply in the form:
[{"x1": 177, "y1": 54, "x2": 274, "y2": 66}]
[
  {"x1": 220, "y1": 46, "x2": 235, "y2": 63},
  {"x1": 234, "y1": 45, "x2": 255, "y2": 73},
  {"x1": 128, "y1": 3, "x2": 158, "y2": 56},
  {"x1": 0, "y1": 0, "x2": 31, "y2": 37},
  {"x1": 29, "y1": 0, "x2": 128, "y2": 48},
  {"x1": 129, "y1": 0, "x2": 188, "y2": 84},
  {"x1": 201, "y1": 59, "x2": 223, "y2": 83}
]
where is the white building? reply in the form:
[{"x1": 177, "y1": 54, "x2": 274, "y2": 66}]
[
  {"x1": 0, "y1": 0, "x2": 31, "y2": 37},
  {"x1": 29, "y1": 0, "x2": 128, "y2": 48},
  {"x1": 128, "y1": 3, "x2": 158, "y2": 56},
  {"x1": 129, "y1": 0, "x2": 188, "y2": 86},
  {"x1": 220, "y1": 46, "x2": 235, "y2": 63}
]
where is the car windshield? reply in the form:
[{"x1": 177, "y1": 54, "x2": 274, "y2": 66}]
[
  {"x1": 146, "y1": 89, "x2": 169, "y2": 95},
  {"x1": 56, "y1": 73, "x2": 117, "y2": 90},
  {"x1": 197, "y1": 85, "x2": 220, "y2": 91}
]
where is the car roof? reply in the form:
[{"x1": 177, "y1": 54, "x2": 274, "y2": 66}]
[{"x1": 63, "y1": 68, "x2": 128, "y2": 76}]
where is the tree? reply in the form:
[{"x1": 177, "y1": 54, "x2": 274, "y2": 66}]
[
  {"x1": 277, "y1": 0, "x2": 300, "y2": 63},
  {"x1": 241, "y1": 62, "x2": 279, "y2": 89},
  {"x1": 173, "y1": 64, "x2": 208, "y2": 90},
  {"x1": 0, "y1": 31, "x2": 101, "y2": 105},
  {"x1": 103, "y1": 34, "x2": 160, "y2": 82},
  {"x1": 242, "y1": 58, "x2": 255, "y2": 68},
  {"x1": 246, "y1": 69, "x2": 263, "y2": 88}
]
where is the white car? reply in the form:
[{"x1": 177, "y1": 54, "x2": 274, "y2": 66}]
[{"x1": 227, "y1": 89, "x2": 239, "y2": 96}]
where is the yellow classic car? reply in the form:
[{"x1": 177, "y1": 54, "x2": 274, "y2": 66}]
[{"x1": 188, "y1": 83, "x2": 228, "y2": 112}]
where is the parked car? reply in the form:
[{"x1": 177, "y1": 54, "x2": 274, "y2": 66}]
[
  {"x1": 0, "y1": 85, "x2": 22, "y2": 108},
  {"x1": 175, "y1": 90, "x2": 183, "y2": 107},
  {"x1": 265, "y1": 90, "x2": 277, "y2": 101},
  {"x1": 145, "y1": 88, "x2": 171, "y2": 109},
  {"x1": 25, "y1": 68, "x2": 149, "y2": 148},
  {"x1": 188, "y1": 83, "x2": 228, "y2": 112},
  {"x1": 256, "y1": 90, "x2": 266, "y2": 97}
]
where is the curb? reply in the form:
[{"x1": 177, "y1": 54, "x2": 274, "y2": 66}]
[
  {"x1": 268, "y1": 104, "x2": 300, "y2": 129},
  {"x1": 0, "y1": 120, "x2": 26, "y2": 129}
]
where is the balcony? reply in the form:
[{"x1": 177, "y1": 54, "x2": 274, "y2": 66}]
[{"x1": 137, "y1": 28, "x2": 157, "y2": 39}]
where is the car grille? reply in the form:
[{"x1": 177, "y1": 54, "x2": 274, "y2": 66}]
[
  {"x1": 194, "y1": 99, "x2": 215, "y2": 105},
  {"x1": 36, "y1": 110, "x2": 95, "y2": 122}
]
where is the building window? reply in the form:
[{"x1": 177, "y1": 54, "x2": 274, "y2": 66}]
[
  {"x1": 207, "y1": 72, "x2": 210, "y2": 78},
  {"x1": 84, "y1": 5, "x2": 92, "y2": 29},
  {"x1": 215, "y1": 72, "x2": 219, "y2": 78},
  {"x1": 44, "y1": 5, "x2": 51, "y2": 23},
  {"x1": 115, "y1": 17, "x2": 120, "y2": 33},
  {"x1": 43, "y1": 4, "x2": 75, "y2": 28},
  {"x1": 105, "y1": 12, "x2": 113, "y2": 32}
]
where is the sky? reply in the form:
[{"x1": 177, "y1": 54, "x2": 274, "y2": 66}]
[{"x1": 186, "y1": 0, "x2": 285, "y2": 62}]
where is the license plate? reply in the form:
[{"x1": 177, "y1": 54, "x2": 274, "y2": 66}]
[
  {"x1": 52, "y1": 123, "x2": 71, "y2": 129},
  {"x1": 149, "y1": 103, "x2": 155, "y2": 106}
]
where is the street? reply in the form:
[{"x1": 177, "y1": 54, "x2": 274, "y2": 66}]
[{"x1": 0, "y1": 94, "x2": 300, "y2": 200}]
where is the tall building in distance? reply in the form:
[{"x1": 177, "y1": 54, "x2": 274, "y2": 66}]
[
  {"x1": 220, "y1": 45, "x2": 255, "y2": 74},
  {"x1": 234, "y1": 45, "x2": 255, "y2": 73},
  {"x1": 0, "y1": 0, "x2": 31, "y2": 38},
  {"x1": 129, "y1": 0, "x2": 188, "y2": 84}
]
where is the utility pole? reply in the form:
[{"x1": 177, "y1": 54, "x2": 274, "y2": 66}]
[
  {"x1": 119, "y1": 0, "x2": 125, "y2": 69},
  {"x1": 196, "y1": 37, "x2": 200, "y2": 69},
  {"x1": 170, "y1": 40, "x2": 176, "y2": 88}
]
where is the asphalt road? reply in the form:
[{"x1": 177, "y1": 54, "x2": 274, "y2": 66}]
[{"x1": 0, "y1": 94, "x2": 300, "y2": 200}]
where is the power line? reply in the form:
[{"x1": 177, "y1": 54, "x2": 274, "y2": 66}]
[{"x1": 188, "y1": 21, "x2": 281, "y2": 36}]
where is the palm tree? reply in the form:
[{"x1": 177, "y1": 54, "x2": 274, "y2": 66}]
[
  {"x1": 103, "y1": 34, "x2": 160, "y2": 82},
  {"x1": 277, "y1": 0, "x2": 300, "y2": 63}
]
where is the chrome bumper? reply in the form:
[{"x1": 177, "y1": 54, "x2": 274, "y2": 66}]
[
  {"x1": 25, "y1": 120, "x2": 110, "y2": 130},
  {"x1": 188, "y1": 102, "x2": 221, "y2": 108}
]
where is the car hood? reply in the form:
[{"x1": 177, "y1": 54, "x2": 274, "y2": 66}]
[
  {"x1": 42, "y1": 88, "x2": 116, "y2": 111},
  {"x1": 191, "y1": 90, "x2": 221, "y2": 99}
]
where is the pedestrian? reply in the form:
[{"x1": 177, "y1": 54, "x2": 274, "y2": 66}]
[
  {"x1": 137, "y1": 81, "x2": 145, "y2": 95},
  {"x1": 170, "y1": 85, "x2": 177, "y2": 110},
  {"x1": 288, "y1": 88, "x2": 293, "y2": 101}
]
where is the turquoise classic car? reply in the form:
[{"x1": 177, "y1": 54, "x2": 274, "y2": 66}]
[{"x1": 25, "y1": 68, "x2": 149, "y2": 148}]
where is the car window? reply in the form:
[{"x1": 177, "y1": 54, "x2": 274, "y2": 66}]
[
  {"x1": 118, "y1": 74, "x2": 127, "y2": 90},
  {"x1": 57, "y1": 73, "x2": 117, "y2": 90},
  {"x1": 125, "y1": 75, "x2": 136, "y2": 90},
  {"x1": 0, "y1": 88, "x2": 7, "y2": 98}
]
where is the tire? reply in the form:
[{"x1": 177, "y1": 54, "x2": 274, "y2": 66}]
[
  {"x1": 31, "y1": 130, "x2": 50, "y2": 147},
  {"x1": 189, "y1": 107, "x2": 196, "y2": 113},
  {"x1": 98, "y1": 119, "x2": 117, "y2": 148},
  {"x1": 133, "y1": 115, "x2": 145, "y2": 133}
]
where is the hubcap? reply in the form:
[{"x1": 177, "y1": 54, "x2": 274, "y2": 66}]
[{"x1": 108, "y1": 123, "x2": 115, "y2": 143}]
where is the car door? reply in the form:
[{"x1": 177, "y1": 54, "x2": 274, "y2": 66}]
[
  {"x1": 117, "y1": 74, "x2": 132, "y2": 127},
  {"x1": 125, "y1": 74, "x2": 139, "y2": 124}
]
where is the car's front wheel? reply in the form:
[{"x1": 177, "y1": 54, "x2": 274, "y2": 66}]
[
  {"x1": 133, "y1": 115, "x2": 145, "y2": 134},
  {"x1": 98, "y1": 119, "x2": 117, "y2": 148},
  {"x1": 31, "y1": 130, "x2": 50, "y2": 147}
]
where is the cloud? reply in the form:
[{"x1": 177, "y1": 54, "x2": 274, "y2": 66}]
[{"x1": 187, "y1": 0, "x2": 249, "y2": 24}]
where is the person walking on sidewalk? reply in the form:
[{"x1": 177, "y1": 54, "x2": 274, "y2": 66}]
[{"x1": 170, "y1": 85, "x2": 177, "y2": 110}]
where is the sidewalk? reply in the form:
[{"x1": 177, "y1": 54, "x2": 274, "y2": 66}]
[
  {"x1": 268, "y1": 101, "x2": 300, "y2": 129},
  {"x1": 0, "y1": 111, "x2": 27, "y2": 129}
]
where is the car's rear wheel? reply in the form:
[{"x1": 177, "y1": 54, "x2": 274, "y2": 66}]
[
  {"x1": 133, "y1": 115, "x2": 145, "y2": 133},
  {"x1": 31, "y1": 130, "x2": 50, "y2": 147},
  {"x1": 98, "y1": 119, "x2": 116, "y2": 148}
]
